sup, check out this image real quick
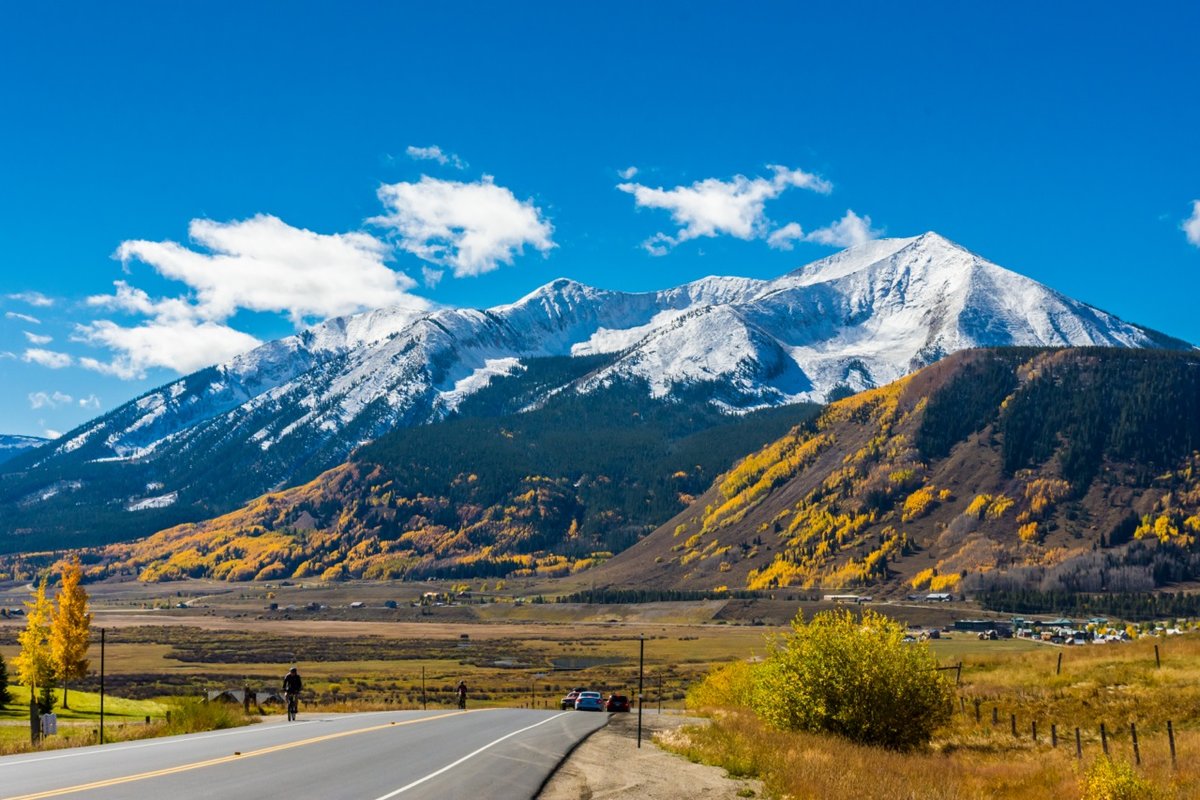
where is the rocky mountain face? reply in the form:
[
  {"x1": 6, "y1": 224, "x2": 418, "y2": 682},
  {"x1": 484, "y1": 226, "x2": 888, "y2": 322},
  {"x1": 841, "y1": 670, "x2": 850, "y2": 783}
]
[
  {"x1": 592, "y1": 348, "x2": 1200, "y2": 596},
  {"x1": 0, "y1": 233, "x2": 1188, "y2": 552}
]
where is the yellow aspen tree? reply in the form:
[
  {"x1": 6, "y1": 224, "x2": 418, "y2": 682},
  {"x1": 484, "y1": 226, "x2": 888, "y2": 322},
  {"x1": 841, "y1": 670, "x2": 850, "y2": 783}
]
[
  {"x1": 51, "y1": 557, "x2": 91, "y2": 710},
  {"x1": 14, "y1": 576, "x2": 55, "y2": 710}
]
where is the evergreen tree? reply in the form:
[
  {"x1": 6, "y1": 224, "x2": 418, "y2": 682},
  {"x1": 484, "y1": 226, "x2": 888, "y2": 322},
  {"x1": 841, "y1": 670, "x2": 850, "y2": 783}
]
[
  {"x1": 15, "y1": 576, "x2": 56, "y2": 712},
  {"x1": 0, "y1": 649, "x2": 10, "y2": 706},
  {"x1": 50, "y1": 557, "x2": 91, "y2": 709}
]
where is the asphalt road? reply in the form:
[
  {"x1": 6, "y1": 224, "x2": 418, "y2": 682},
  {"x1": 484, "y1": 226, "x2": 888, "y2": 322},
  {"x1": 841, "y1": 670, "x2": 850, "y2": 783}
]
[{"x1": 0, "y1": 709, "x2": 610, "y2": 800}]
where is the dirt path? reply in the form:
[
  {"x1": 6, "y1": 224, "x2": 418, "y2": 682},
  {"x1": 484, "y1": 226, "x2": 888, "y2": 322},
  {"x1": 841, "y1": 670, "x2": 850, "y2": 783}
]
[{"x1": 537, "y1": 711, "x2": 762, "y2": 800}]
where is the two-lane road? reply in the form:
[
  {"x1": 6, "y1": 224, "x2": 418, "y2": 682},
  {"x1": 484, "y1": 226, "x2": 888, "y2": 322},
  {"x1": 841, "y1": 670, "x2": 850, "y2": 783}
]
[{"x1": 0, "y1": 709, "x2": 609, "y2": 799}]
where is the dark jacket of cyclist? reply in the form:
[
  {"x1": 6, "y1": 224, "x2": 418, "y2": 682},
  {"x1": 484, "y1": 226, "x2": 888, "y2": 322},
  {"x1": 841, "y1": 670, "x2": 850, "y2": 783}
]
[{"x1": 283, "y1": 668, "x2": 302, "y2": 694}]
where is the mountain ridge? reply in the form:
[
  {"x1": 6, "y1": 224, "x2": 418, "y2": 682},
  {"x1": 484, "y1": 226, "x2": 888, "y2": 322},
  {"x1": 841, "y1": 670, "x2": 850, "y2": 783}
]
[{"x1": 1, "y1": 233, "x2": 1189, "y2": 551}]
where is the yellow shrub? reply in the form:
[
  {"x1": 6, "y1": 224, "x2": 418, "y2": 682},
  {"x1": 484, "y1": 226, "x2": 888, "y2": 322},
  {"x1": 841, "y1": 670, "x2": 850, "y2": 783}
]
[
  {"x1": 910, "y1": 568, "x2": 935, "y2": 590},
  {"x1": 1018, "y1": 521, "x2": 1039, "y2": 542}
]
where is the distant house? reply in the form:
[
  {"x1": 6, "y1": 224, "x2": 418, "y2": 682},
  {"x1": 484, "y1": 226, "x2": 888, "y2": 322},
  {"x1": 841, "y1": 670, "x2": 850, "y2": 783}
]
[
  {"x1": 925, "y1": 593, "x2": 953, "y2": 602},
  {"x1": 349, "y1": 601, "x2": 365, "y2": 609}
]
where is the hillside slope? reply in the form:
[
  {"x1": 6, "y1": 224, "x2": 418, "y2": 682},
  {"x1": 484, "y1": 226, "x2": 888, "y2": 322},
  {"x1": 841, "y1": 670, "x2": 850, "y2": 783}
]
[
  {"x1": 592, "y1": 348, "x2": 1200, "y2": 595},
  {"x1": 34, "y1": 373, "x2": 820, "y2": 583},
  {"x1": 3, "y1": 233, "x2": 1187, "y2": 552}
]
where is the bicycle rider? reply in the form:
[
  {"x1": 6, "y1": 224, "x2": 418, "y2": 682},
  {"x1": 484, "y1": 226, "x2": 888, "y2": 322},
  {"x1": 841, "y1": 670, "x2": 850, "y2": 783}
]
[
  {"x1": 283, "y1": 666, "x2": 303, "y2": 718},
  {"x1": 456, "y1": 680, "x2": 467, "y2": 709}
]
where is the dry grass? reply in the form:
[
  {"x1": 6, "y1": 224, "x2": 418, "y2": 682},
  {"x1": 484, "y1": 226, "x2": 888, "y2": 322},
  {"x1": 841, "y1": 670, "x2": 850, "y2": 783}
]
[{"x1": 667, "y1": 709, "x2": 1199, "y2": 800}]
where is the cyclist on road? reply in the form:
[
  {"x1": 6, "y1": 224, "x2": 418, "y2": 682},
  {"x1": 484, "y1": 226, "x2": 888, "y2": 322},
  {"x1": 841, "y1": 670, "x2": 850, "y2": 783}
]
[
  {"x1": 456, "y1": 680, "x2": 468, "y2": 709},
  {"x1": 283, "y1": 666, "x2": 303, "y2": 720}
]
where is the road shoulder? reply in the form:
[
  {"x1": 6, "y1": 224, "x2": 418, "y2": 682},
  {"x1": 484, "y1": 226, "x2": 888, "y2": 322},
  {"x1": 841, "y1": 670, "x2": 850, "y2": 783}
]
[{"x1": 537, "y1": 711, "x2": 762, "y2": 800}]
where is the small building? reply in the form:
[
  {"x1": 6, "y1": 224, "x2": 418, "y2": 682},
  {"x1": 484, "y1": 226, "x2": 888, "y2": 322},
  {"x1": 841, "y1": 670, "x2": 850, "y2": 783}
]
[{"x1": 924, "y1": 593, "x2": 953, "y2": 602}]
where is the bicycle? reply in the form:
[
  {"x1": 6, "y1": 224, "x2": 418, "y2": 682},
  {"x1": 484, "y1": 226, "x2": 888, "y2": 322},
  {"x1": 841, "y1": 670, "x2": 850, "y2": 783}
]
[{"x1": 286, "y1": 692, "x2": 299, "y2": 721}]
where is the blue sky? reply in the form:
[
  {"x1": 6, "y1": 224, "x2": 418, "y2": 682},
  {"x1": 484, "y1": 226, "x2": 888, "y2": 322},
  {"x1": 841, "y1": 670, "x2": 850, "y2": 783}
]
[{"x1": 2, "y1": 1, "x2": 1199, "y2": 437}]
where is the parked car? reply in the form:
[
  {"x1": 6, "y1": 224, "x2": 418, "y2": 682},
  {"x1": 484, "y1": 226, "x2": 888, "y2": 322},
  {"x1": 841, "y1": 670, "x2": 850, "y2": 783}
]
[
  {"x1": 560, "y1": 690, "x2": 581, "y2": 710},
  {"x1": 605, "y1": 694, "x2": 631, "y2": 712},
  {"x1": 574, "y1": 691, "x2": 605, "y2": 711}
]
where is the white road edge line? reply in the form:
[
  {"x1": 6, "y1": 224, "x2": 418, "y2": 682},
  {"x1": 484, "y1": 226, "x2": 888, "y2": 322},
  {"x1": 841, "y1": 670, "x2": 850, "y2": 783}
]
[{"x1": 371, "y1": 711, "x2": 573, "y2": 799}]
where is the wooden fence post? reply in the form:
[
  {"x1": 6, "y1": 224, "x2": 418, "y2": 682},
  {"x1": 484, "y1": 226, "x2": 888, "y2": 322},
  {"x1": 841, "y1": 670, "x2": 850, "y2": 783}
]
[
  {"x1": 992, "y1": 706, "x2": 998, "y2": 726},
  {"x1": 1154, "y1": 644, "x2": 1161, "y2": 669},
  {"x1": 1100, "y1": 723, "x2": 1108, "y2": 756},
  {"x1": 974, "y1": 698, "x2": 981, "y2": 723},
  {"x1": 1130, "y1": 722, "x2": 1139, "y2": 765},
  {"x1": 1051, "y1": 723, "x2": 1057, "y2": 748},
  {"x1": 1032, "y1": 721, "x2": 1037, "y2": 743},
  {"x1": 1168, "y1": 721, "x2": 1177, "y2": 769},
  {"x1": 1011, "y1": 713, "x2": 1017, "y2": 738},
  {"x1": 1075, "y1": 727, "x2": 1082, "y2": 760},
  {"x1": 1056, "y1": 652, "x2": 1062, "y2": 675}
]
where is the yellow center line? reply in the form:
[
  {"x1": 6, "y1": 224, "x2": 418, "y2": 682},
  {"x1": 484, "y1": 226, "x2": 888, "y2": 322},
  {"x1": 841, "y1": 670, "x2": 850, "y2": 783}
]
[{"x1": 4, "y1": 710, "x2": 481, "y2": 800}]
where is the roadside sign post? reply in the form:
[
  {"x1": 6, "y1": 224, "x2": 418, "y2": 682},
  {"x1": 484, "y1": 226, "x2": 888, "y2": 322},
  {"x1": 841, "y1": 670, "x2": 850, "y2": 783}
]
[{"x1": 637, "y1": 634, "x2": 644, "y2": 748}]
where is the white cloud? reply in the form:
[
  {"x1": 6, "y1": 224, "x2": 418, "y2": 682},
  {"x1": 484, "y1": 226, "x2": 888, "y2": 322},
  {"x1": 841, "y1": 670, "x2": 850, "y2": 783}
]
[
  {"x1": 23, "y1": 349, "x2": 72, "y2": 369},
  {"x1": 114, "y1": 214, "x2": 427, "y2": 324},
  {"x1": 43, "y1": 428, "x2": 62, "y2": 439},
  {"x1": 767, "y1": 222, "x2": 806, "y2": 251},
  {"x1": 617, "y1": 165, "x2": 832, "y2": 254},
  {"x1": 23, "y1": 331, "x2": 53, "y2": 345},
  {"x1": 1184, "y1": 200, "x2": 1200, "y2": 247},
  {"x1": 406, "y1": 145, "x2": 467, "y2": 170},
  {"x1": 0, "y1": 351, "x2": 15, "y2": 360},
  {"x1": 75, "y1": 318, "x2": 263, "y2": 380},
  {"x1": 7, "y1": 291, "x2": 54, "y2": 307},
  {"x1": 78, "y1": 394, "x2": 101, "y2": 410},
  {"x1": 618, "y1": 166, "x2": 639, "y2": 180},
  {"x1": 804, "y1": 209, "x2": 882, "y2": 248},
  {"x1": 29, "y1": 390, "x2": 73, "y2": 409},
  {"x1": 422, "y1": 266, "x2": 445, "y2": 288},
  {"x1": 373, "y1": 176, "x2": 555, "y2": 277},
  {"x1": 6, "y1": 311, "x2": 41, "y2": 324}
]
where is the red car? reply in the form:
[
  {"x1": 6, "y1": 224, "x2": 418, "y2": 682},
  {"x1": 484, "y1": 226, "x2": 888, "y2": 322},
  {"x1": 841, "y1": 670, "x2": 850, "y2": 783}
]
[{"x1": 605, "y1": 694, "x2": 631, "y2": 712}]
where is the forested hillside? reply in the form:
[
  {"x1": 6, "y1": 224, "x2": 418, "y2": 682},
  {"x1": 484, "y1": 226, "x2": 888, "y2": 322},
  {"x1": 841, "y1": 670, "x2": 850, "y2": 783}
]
[
  {"x1": 593, "y1": 348, "x2": 1200, "y2": 594},
  {"x1": 9, "y1": 362, "x2": 819, "y2": 582}
]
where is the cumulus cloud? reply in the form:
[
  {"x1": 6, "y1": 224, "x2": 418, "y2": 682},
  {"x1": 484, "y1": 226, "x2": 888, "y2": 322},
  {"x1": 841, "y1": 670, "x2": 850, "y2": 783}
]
[
  {"x1": 1184, "y1": 200, "x2": 1200, "y2": 247},
  {"x1": 804, "y1": 210, "x2": 882, "y2": 248},
  {"x1": 7, "y1": 291, "x2": 54, "y2": 307},
  {"x1": 618, "y1": 166, "x2": 638, "y2": 180},
  {"x1": 29, "y1": 390, "x2": 73, "y2": 409},
  {"x1": 617, "y1": 165, "x2": 832, "y2": 254},
  {"x1": 373, "y1": 176, "x2": 555, "y2": 277},
  {"x1": 406, "y1": 145, "x2": 467, "y2": 170},
  {"x1": 23, "y1": 331, "x2": 52, "y2": 345},
  {"x1": 115, "y1": 214, "x2": 427, "y2": 324},
  {"x1": 23, "y1": 348, "x2": 72, "y2": 369},
  {"x1": 75, "y1": 318, "x2": 263, "y2": 380},
  {"x1": 43, "y1": 428, "x2": 62, "y2": 439},
  {"x1": 767, "y1": 222, "x2": 806, "y2": 251},
  {"x1": 6, "y1": 311, "x2": 41, "y2": 324}
]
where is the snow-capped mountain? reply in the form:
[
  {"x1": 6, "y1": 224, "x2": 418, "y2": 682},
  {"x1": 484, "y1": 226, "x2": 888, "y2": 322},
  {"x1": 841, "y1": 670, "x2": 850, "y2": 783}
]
[
  {"x1": 0, "y1": 435, "x2": 47, "y2": 466},
  {"x1": 2, "y1": 233, "x2": 1188, "y2": 539}
]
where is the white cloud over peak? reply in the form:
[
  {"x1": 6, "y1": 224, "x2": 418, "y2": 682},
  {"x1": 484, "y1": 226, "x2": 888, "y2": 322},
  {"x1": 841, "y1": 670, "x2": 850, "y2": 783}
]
[
  {"x1": 617, "y1": 165, "x2": 832, "y2": 254},
  {"x1": 373, "y1": 176, "x2": 555, "y2": 277},
  {"x1": 6, "y1": 311, "x2": 41, "y2": 324},
  {"x1": 767, "y1": 222, "x2": 806, "y2": 251},
  {"x1": 804, "y1": 209, "x2": 882, "y2": 248},
  {"x1": 43, "y1": 428, "x2": 62, "y2": 439},
  {"x1": 1184, "y1": 200, "x2": 1200, "y2": 247},
  {"x1": 29, "y1": 390, "x2": 73, "y2": 409},
  {"x1": 23, "y1": 348, "x2": 72, "y2": 369},
  {"x1": 23, "y1": 331, "x2": 52, "y2": 345},
  {"x1": 115, "y1": 214, "x2": 426, "y2": 324},
  {"x1": 7, "y1": 291, "x2": 54, "y2": 307},
  {"x1": 75, "y1": 318, "x2": 262, "y2": 380},
  {"x1": 406, "y1": 145, "x2": 467, "y2": 169}
]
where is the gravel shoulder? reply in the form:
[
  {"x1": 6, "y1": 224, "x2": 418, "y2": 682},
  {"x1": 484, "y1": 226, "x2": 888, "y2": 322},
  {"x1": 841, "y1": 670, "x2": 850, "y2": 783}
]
[{"x1": 537, "y1": 711, "x2": 762, "y2": 800}]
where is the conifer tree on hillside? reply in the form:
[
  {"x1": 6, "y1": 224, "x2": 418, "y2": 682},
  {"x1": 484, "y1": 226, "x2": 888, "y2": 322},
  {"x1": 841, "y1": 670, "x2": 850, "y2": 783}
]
[
  {"x1": 0, "y1": 648, "x2": 10, "y2": 706},
  {"x1": 15, "y1": 576, "x2": 56, "y2": 712},
  {"x1": 51, "y1": 558, "x2": 91, "y2": 709}
]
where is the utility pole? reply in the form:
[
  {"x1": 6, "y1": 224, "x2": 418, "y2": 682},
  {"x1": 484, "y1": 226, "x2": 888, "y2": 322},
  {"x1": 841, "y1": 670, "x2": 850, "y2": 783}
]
[
  {"x1": 99, "y1": 628, "x2": 106, "y2": 744},
  {"x1": 637, "y1": 634, "x2": 644, "y2": 748}
]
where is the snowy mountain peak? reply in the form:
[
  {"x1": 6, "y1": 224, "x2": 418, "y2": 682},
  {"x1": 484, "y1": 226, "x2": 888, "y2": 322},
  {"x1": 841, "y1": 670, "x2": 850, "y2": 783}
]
[{"x1": 15, "y1": 233, "x2": 1188, "y2": 533}]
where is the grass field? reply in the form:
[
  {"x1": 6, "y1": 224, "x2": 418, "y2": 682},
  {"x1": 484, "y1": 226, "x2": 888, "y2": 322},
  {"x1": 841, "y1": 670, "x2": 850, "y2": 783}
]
[{"x1": 673, "y1": 632, "x2": 1200, "y2": 799}]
